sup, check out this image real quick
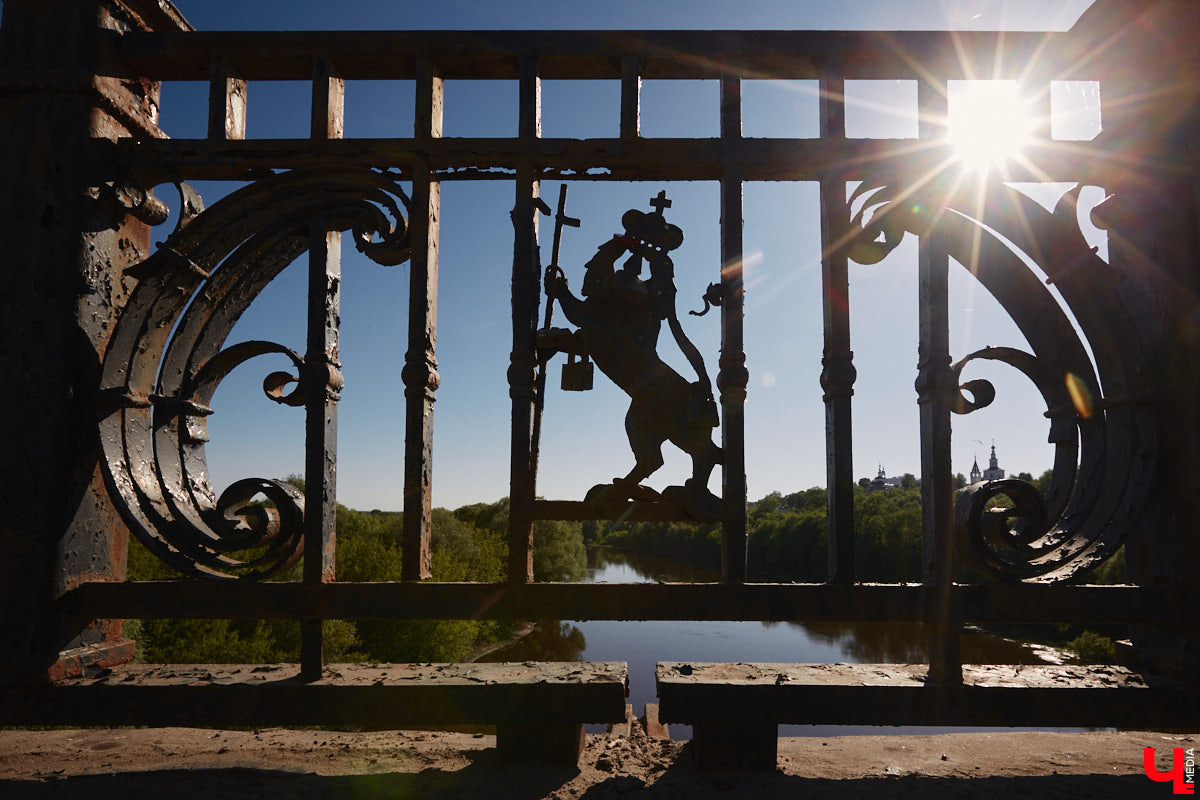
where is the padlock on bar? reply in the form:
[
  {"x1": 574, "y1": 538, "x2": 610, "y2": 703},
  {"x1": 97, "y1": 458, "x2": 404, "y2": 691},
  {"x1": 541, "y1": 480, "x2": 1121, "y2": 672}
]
[{"x1": 561, "y1": 352, "x2": 594, "y2": 391}]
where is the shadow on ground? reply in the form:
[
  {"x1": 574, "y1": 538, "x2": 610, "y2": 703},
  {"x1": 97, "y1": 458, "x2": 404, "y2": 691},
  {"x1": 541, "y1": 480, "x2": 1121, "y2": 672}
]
[{"x1": 0, "y1": 764, "x2": 1157, "y2": 800}]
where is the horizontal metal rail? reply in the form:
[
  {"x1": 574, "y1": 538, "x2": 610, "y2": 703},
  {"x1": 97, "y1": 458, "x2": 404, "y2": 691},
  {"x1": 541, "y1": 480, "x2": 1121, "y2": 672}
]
[
  {"x1": 114, "y1": 136, "x2": 1128, "y2": 183},
  {"x1": 113, "y1": 29, "x2": 1097, "y2": 82},
  {"x1": 59, "y1": 581, "x2": 1183, "y2": 625}
]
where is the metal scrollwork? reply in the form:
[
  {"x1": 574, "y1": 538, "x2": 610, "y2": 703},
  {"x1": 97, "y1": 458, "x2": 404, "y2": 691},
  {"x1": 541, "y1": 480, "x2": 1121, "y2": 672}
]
[
  {"x1": 848, "y1": 173, "x2": 1154, "y2": 582},
  {"x1": 99, "y1": 167, "x2": 411, "y2": 580}
]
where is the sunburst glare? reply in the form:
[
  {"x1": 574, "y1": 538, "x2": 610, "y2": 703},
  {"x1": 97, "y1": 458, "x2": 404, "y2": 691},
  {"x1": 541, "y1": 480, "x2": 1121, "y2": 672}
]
[{"x1": 948, "y1": 81, "x2": 1036, "y2": 173}]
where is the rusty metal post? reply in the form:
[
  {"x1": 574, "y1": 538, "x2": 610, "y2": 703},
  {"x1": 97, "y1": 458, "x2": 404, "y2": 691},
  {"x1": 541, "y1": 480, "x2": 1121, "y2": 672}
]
[
  {"x1": 0, "y1": 0, "x2": 183, "y2": 684},
  {"x1": 401, "y1": 60, "x2": 443, "y2": 582},
  {"x1": 818, "y1": 75, "x2": 856, "y2": 584},
  {"x1": 508, "y1": 55, "x2": 542, "y2": 583},
  {"x1": 718, "y1": 76, "x2": 749, "y2": 584},
  {"x1": 299, "y1": 56, "x2": 346, "y2": 680},
  {"x1": 208, "y1": 57, "x2": 246, "y2": 140},
  {"x1": 917, "y1": 73, "x2": 961, "y2": 683},
  {"x1": 311, "y1": 57, "x2": 344, "y2": 141},
  {"x1": 300, "y1": 223, "x2": 340, "y2": 680},
  {"x1": 917, "y1": 228, "x2": 961, "y2": 685},
  {"x1": 620, "y1": 56, "x2": 641, "y2": 141}
]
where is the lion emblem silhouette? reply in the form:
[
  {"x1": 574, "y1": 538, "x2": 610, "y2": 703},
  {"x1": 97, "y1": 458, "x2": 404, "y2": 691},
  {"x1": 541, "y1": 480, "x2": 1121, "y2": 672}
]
[{"x1": 539, "y1": 193, "x2": 723, "y2": 519}]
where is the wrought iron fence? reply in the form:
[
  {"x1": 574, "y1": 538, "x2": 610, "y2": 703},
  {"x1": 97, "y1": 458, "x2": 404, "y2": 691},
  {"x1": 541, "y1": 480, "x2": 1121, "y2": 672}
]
[{"x1": 4, "y1": 0, "x2": 1196, "y2": 740}]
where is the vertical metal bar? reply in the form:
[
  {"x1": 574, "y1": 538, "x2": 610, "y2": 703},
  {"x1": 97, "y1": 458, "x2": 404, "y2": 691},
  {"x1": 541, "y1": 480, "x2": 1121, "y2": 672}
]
[
  {"x1": 917, "y1": 235, "x2": 952, "y2": 572},
  {"x1": 414, "y1": 59, "x2": 444, "y2": 142},
  {"x1": 518, "y1": 54, "x2": 541, "y2": 142},
  {"x1": 918, "y1": 231, "x2": 961, "y2": 684},
  {"x1": 718, "y1": 76, "x2": 748, "y2": 584},
  {"x1": 311, "y1": 58, "x2": 344, "y2": 141},
  {"x1": 818, "y1": 76, "x2": 856, "y2": 584},
  {"x1": 301, "y1": 224, "x2": 340, "y2": 681},
  {"x1": 299, "y1": 60, "x2": 345, "y2": 680},
  {"x1": 508, "y1": 55, "x2": 541, "y2": 583},
  {"x1": 620, "y1": 56, "x2": 641, "y2": 141},
  {"x1": 401, "y1": 60, "x2": 443, "y2": 582},
  {"x1": 207, "y1": 57, "x2": 245, "y2": 140},
  {"x1": 917, "y1": 77, "x2": 961, "y2": 685}
]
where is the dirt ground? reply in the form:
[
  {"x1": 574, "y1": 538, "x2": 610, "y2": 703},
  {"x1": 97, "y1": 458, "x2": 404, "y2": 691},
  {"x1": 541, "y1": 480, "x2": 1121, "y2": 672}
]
[{"x1": 0, "y1": 725, "x2": 1194, "y2": 799}]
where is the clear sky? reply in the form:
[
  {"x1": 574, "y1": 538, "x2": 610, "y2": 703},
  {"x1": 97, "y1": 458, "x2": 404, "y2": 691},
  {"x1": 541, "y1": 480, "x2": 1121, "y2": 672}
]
[{"x1": 131, "y1": 0, "x2": 1101, "y2": 511}]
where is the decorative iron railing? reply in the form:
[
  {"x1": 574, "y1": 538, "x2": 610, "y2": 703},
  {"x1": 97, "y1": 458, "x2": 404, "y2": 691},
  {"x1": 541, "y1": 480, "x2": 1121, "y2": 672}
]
[
  {"x1": 96, "y1": 24, "x2": 1155, "y2": 668},
  {"x1": 8, "y1": 2, "x2": 1194, "y2": 741}
]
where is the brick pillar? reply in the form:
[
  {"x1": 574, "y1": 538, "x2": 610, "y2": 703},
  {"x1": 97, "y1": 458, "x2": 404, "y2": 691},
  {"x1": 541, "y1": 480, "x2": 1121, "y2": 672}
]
[{"x1": 0, "y1": 0, "x2": 187, "y2": 684}]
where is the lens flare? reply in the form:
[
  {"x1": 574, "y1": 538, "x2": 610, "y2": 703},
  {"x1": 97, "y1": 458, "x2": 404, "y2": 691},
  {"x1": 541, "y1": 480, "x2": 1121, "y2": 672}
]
[{"x1": 1065, "y1": 371, "x2": 1094, "y2": 418}]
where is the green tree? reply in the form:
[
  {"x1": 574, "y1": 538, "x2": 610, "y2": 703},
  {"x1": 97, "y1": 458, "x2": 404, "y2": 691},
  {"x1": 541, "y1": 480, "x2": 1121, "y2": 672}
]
[
  {"x1": 452, "y1": 497, "x2": 585, "y2": 582},
  {"x1": 337, "y1": 503, "x2": 511, "y2": 662},
  {"x1": 748, "y1": 508, "x2": 826, "y2": 581},
  {"x1": 852, "y1": 485, "x2": 922, "y2": 581},
  {"x1": 135, "y1": 618, "x2": 279, "y2": 664},
  {"x1": 534, "y1": 518, "x2": 587, "y2": 582},
  {"x1": 126, "y1": 492, "x2": 524, "y2": 665},
  {"x1": 1069, "y1": 630, "x2": 1116, "y2": 663}
]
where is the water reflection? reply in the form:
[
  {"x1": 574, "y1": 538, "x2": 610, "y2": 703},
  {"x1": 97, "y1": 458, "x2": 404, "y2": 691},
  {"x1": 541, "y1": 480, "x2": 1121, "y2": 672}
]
[
  {"x1": 800, "y1": 621, "x2": 1046, "y2": 665},
  {"x1": 585, "y1": 548, "x2": 722, "y2": 584},
  {"x1": 478, "y1": 546, "x2": 1069, "y2": 737},
  {"x1": 484, "y1": 547, "x2": 1048, "y2": 666},
  {"x1": 480, "y1": 621, "x2": 587, "y2": 662}
]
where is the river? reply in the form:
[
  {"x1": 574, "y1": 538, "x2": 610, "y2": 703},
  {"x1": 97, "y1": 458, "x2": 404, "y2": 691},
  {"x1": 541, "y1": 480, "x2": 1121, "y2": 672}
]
[{"x1": 482, "y1": 547, "x2": 1078, "y2": 737}]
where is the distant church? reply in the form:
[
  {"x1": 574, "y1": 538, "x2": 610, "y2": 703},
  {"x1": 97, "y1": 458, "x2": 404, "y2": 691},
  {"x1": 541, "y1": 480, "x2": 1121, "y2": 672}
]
[
  {"x1": 871, "y1": 464, "x2": 904, "y2": 490},
  {"x1": 969, "y1": 444, "x2": 1006, "y2": 483}
]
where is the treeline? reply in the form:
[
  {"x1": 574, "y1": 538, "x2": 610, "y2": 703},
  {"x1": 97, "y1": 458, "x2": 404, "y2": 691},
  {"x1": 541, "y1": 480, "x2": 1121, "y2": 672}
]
[
  {"x1": 591, "y1": 472, "x2": 1126, "y2": 585},
  {"x1": 126, "y1": 496, "x2": 586, "y2": 664},
  {"x1": 588, "y1": 484, "x2": 924, "y2": 582}
]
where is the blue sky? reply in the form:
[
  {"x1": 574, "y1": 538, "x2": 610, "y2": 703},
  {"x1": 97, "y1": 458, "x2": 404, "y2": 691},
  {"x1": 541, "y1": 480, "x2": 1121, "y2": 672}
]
[
  {"x1": 133, "y1": 1, "x2": 1103, "y2": 510},
  {"x1": 163, "y1": 1, "x2": 1094, "y2": 32}
]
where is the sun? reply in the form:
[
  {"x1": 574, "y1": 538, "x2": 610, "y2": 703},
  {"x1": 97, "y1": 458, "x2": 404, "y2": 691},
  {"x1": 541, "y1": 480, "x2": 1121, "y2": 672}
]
[{"x1": 947, "y1": 81, "x2": 1035, "y2": 173}]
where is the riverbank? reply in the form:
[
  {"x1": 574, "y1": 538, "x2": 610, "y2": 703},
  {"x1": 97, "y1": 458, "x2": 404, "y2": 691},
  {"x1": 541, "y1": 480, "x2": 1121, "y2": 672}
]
[
  {"x1": 464, "y1": 622, "x2": 538, "y2": 662},
  {"x1": 0, "y1": 726, "x2": 1192, "y2": 798}
]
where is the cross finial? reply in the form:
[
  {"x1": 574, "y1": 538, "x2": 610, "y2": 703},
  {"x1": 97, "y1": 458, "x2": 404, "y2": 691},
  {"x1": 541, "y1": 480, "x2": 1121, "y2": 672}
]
[{"x1": 649, "y1": 190, "x2": 672, "y2": 216}]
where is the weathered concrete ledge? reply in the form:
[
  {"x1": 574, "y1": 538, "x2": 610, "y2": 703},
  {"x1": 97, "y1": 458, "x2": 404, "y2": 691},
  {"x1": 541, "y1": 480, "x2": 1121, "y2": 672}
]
[
  {"x1": 0, "y1": 661, "x2": 629, "y2": 764},
  {"x1": 657, "y1": 662, "x2": 1199, "y2": 770}
]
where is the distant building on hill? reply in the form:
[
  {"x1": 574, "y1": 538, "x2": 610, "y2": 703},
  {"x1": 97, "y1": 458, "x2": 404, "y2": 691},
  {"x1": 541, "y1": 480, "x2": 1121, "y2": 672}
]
[
  {"x1": 969, "y1": 443, "x2": 1006, "y2": 483},
  {"x1": 870, "y1": 464, "x2": 904, "y2": 490}
]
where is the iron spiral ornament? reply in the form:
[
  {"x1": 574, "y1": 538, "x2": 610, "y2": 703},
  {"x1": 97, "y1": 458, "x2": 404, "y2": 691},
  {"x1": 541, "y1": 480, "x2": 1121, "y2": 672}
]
[
  {"x1": 99, "y1": 168, "x2": 411, "y2": 579},
  {"x1": 847, "y1": 168, "x2": 1153, "y2": 582}
]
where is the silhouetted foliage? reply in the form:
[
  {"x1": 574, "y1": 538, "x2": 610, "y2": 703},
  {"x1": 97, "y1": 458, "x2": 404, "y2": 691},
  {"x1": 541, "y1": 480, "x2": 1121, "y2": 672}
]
[
  {"x1": 126, "y1": 492, "x2": 585, "y2": 664},
  {"x1": 592, "y1": 485, "x2": 925, "y2": 581}
]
